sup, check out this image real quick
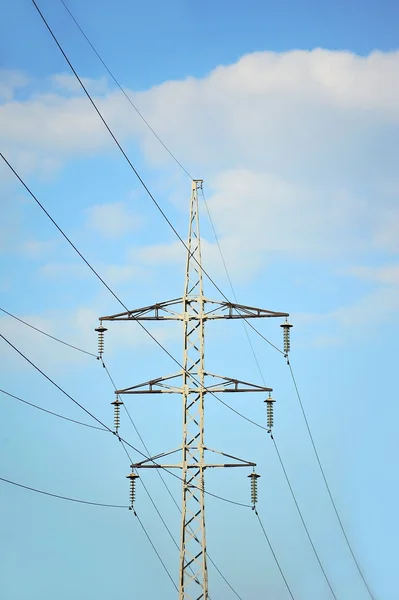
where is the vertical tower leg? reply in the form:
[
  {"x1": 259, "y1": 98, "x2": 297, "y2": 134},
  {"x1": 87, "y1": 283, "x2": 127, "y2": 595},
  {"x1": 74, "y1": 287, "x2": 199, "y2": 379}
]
[{"x1": 179, "y1": 180, "x2": 208, "y2": 599}]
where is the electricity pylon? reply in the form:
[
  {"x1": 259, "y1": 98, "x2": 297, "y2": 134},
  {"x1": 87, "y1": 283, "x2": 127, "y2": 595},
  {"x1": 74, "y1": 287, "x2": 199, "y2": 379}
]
[{"x1": 97, "y1": 180, "x2": 289, "y2": 599}]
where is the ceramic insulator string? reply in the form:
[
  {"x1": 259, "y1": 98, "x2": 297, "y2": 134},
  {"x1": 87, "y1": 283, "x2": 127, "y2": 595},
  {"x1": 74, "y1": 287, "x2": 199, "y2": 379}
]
[
  {"x1": 127, "y1": 472, "x2": 139, "y2": 507},
  {"x1": 280, "y1": 320, "x2": 293, "y2": 356},
  {"x1": 248, "y1": 472, "x2": 260, "y2": 508},
  {"x1": 265, "y1": 395, "x2": 276, "y2": 434},
  {"x1": 112, "y1": 396, "x2": 123, "y2": 433},
  {"x1": 95, "y1": 324, "x2": 107, "y2": 358}
]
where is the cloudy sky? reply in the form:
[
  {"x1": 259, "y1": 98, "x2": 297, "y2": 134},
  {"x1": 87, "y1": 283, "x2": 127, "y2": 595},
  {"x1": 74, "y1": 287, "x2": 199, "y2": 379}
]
[{"x1": 1, "y1": 1, "x2": 398, "y2": 599}]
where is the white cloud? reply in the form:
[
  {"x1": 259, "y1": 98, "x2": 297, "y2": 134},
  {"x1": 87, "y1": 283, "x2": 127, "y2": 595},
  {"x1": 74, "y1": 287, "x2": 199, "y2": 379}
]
[
  {"x1": 19, "y1": 239, "x2": 55, "y2": 259},
  {"x1": 346, "y1": 265, "x2": 399, "y2": 285},
  {"x1": 136, "y1": 240, "x2": 184, "y2": 265},
  {"x1": 0, "y1": 304, "x2": 178, "y2": 373},
  {"x1": 1, "y1": 49, "x2": 398, "y2": 289},
  {"x1": 132, "y1": 49, "x2": 399, "y2": 180},
  {"x1": 0, "y1": 70, "x2": 29, "y2": 102},
  {"x1": 330, "y1": 285, "x2": 399, "y2": 328},
  {"x1": 293, "y1": 264, "x2": 399, "y2": 346},
  {"x1": 51, "y1": 73, "x2": 109, "y2": 95},
  {"x1": 39, "y1": 263, "x2": 88, "y2": 279},
  {"x1": 86, "y1": 202, "x2": 141, "y2": 239}
]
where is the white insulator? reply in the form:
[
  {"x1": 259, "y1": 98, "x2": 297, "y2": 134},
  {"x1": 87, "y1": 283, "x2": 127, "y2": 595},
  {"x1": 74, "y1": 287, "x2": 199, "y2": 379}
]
[
  {"x1": 95, "y1": 324, "x2": 107, "y2": 358},
  {"x1": 112, "y1": 397, "x2": 123, "y2": 433},
  {"x1": 126, "y1": 472, "x2": 139, "y2": 507},
  {"x1": 280, "y1": 320, "x2": 293, "y2": 356},
  {"x1": 248, "y1": 472, "x2": 260, "y2": 507},
  {"x1": 264, "y1": 395, "x2": 276, "y2": 433}
]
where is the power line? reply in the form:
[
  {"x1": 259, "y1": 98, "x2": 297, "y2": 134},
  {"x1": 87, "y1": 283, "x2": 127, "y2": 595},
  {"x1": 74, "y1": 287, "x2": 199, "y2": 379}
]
[
  {"x1": 271, "y1": 434, "x2": 337, "y2": 599},
  {"x1": 199, "y1": 189, "x2": 342, "y2": 599},
  {"x1": 1, "y1": 349, "x2": 244, "y2": 596},
  {"x1": 30, "y1": 0, "x2": 202, "y2": 289},
  {"x1": 204, "y1": 172, "x2": 374, "y2": 597},
  {"x1": 0, "y1": 331, "x2": 251, "y2": 508},
  {"x1": 1, "y1": 473, "x2": 178, "y2": 593},
  {"x1": 254, "y1": 507, "x2": 296, "y2": 600},
  {"x1": 100, "y1": 358, "x2": 244, "y2": 600},
  {"x1": 0, "y1": 152, "x2": 196, "y2": 375},
  {"x1": 0, "y1": 153, "x2": 268, "y2": 440},
  {"x1": 0, "y1": 332, "x2": 112, "y2": 432},
  {"x1": 29, "y1": 0, "x2": 288, "y2": 352},
  {"x1": 0, "y1": 307, "x2": 98, "y2": 358},
  {"x1": 200, "y1": 187, "x2": 284, "y2": 357},
  {"x1": 287, "y1": 359, "x2": 375, "y2": 600},
  {"x1": 0, "y1": 475, "x2": 128, "y2": 508},
  {"x1": 132, "y1": 509, "x2": 178, "y2": 592},
  {"x1": 0, "y1": 388, "x2": 107, "y2": 431},
  {"x1": 2, "y1": 150, "x2": 358, "y2": 595},
  {"x1": 58, "y1": 0, "x2": 192, "y2": 180}
]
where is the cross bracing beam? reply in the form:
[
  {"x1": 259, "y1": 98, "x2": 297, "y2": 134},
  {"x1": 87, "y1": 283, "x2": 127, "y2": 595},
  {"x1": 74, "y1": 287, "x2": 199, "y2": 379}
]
[
  {"x1": 100, "y1": 298, "x2": 288, "y2": 322},
  {"x1": 114, "y1": 371, "x2": 272, "y2": 395},
  {"x1": 131, "y1": 447, "x2": 256, "y2": 470}
]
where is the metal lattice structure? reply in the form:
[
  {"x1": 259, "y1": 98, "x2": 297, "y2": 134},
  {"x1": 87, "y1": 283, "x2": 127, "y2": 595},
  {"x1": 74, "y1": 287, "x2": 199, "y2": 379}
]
[{"x1": 98, "y1": 180, "x2": 289, "y2": 599}]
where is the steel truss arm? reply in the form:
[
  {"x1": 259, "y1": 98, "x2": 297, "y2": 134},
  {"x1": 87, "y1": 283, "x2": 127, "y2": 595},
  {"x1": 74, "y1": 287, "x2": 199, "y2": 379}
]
[
  {"x1": 131, "y1": 446, "x2": 256, "y2": 470},
  {"x1": 114, "y1": 371, "x2": 272, "y2": 395},
  {"x1": 100, "y1": 297, "x2": 288, "y2": 322}
]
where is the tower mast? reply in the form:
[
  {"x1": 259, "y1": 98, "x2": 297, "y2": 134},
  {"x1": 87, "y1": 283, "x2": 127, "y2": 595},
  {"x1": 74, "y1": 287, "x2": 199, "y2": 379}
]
[
  {"x1": 97, "y1": 180, "x2": 289, "y2": 599},
  {"x1": 180, "y1": 179, "x2": 208, "y2": 597}
]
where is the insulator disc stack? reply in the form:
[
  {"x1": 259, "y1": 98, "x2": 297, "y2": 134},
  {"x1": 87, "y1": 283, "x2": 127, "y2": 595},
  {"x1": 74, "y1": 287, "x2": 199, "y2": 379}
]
[
  {"x1": 248, "y1": 472, "x2": 260, "y2": 507},
  {"x1": 264, "y1": 394, "x2": 276, "y2": 433},
  {"x1": 126, "y1": 472, "x2": 139, "y2": 507},
  {"x1": 111, "y1": 396, "x2": 123, "y2": 433},
  {"x1": 280, "y1": 319, "x2": 293, "y2": 356},
  {"x1": 95, "y1": 323, "x2": 107, "y2": 358}
]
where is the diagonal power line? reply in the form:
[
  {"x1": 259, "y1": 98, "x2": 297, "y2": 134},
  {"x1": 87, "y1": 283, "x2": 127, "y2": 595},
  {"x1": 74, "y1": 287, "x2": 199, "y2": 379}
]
[
  {"x1": 286, "y1": 359, "x2": 375, "y2": 600},
  {"x1": 0, "y1": 307, "x2": 97, "y2": 358},
  {"x1": 30, "y1": 0, "x2": 286, "y2": 354},
  {"x1": 59, "y1": 0, "x2": 192, "y2": 180}
]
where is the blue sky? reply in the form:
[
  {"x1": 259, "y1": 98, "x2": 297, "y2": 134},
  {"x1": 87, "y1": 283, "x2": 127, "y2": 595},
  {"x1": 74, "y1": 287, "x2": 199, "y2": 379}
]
[{"x1": 1, "y1": 1, "x2": 398, "y2": 599}]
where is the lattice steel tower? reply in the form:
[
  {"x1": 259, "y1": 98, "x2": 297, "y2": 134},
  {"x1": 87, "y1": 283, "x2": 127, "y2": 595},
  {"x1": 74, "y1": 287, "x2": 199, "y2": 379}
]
[{"x1": 97, "y1": 180, "x2": 289, "y2": 599}]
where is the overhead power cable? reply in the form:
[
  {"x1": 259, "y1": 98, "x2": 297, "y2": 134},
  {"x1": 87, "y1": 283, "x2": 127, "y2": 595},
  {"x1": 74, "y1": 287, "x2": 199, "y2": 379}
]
[
  {"x1": 0, "y1": 475, "x2": 177, "y2": 592},
  {"x1": 0, "y1": 331, "x2": 250, "y2": 508},
  {"x1": 254, "y1": 508, "x2": 296, "y2": 600},
  {"x1": 57, "y1": 0, "x2": 285, "y2": 362},
  {"x1": 2, "y1": 128, "x2": 363, "y2": 599},
  {"x1": 132, "y1": 509, "x2": 178, "y2": 592},
  {"x1": 1, "y1": 153, "x2": 268, "y2": 437},
  {"x1": 271, "y1": 434, "x2": 337, "y2": 599},
  {"x1": 0, "y1": 475, "x2": 128, "y2": 508},
  {"x1": 29, "y1": 1, "x2": 286, "y2": 356},
  {"x1": 287, "y1": 359, "x2": 375, "y2": 600},
  {"x1": 100, "y1": 358, "x2": 244, "y2": 600},
  {"x1": 58, "y1": 0, "x2": 192, "y2": 180},
  {"x1": 200, "y1": 189, "x2": 340, "y2": 598},
  {"x1": 28, "y1": 3, "x2": 375, "y2": 591},
  {"x1": 203, "y1": 174, "x2": 375, "y2": 598},
  {"x1": 0, "y1": 388, "x2": 107, "y2": 431},
  {"x1": 0, "y1": 307, "x2": 97, "y2": 358}
]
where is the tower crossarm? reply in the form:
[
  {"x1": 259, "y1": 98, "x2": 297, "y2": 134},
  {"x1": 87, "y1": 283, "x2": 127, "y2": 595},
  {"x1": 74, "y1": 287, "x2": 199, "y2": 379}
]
[
  {"x1": 99, "y1": 298, "x2": 289, "y2": 322},
  {"x1": 203, "y1": 299, "x2": 289, "y2": 320},
  {"x1": 114, "y1": 371, "x2": 272, "y2": 396},
  {"x1": 115, "y1": 372, "x2": 182, "y2": 395},
  {"x1": 99, "y1": 298, "x2": 185, "y2": 321},
  {"x1": 130, "y1": 446, "x2": 256, "y2": 470},
  {"x1": 202, "y1": 373, "x2": 272, "y2": 393}
]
